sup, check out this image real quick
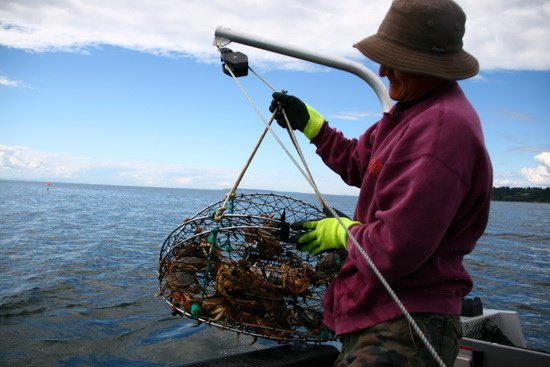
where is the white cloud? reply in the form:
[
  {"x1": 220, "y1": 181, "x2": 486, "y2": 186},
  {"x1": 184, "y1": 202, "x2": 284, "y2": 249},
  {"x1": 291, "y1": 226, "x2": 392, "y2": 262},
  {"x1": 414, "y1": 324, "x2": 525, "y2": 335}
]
[
  {"x1": 0, "y1": 145, "x2": 98, "y2": 178},
  {"x1": 493, "y1": 171, "x2": 526, "y2": 188},
  {"x1": 498, "y1": 108, "x2": 536, "y2": 124},
  {"x1": 0, "y1": 74, "x2": 25, "y2": 88},
  {"x1": 535, "y1": 151, "x2": 550, "y2": 166},
  {"x1": 494, "y1": 178, "x2": 520, "y2": 187},
  {"x1": 461, "y1": 0, "x2": 550, "y2": 70},
  {"x1": 0, "y1": 145, "x2": 291, "y2": 191},
  {"x1": 0, "y1": 145, "x2": 42, "y2": 169},
  {"x1": 331, "y1": 111, "x2": 380, "y2": 121},
  {"x1": 521, "y1": 152, "x2": 550, "y2": 186},
  {"x1": 0, "y1": 0, "x2": 548, "y2": 71},
  {"x1": 174, "y1": 177, "x2": 193, "y2": 186},
  {"x1": 0, "y1": 145, "x2": 360, "y2": 194}
]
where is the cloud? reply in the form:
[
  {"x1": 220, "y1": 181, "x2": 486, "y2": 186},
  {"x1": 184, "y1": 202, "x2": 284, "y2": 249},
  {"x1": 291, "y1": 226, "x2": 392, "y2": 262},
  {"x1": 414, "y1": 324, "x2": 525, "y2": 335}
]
[
  {"x1": 521, "y1": 152, "x2": 550, "y2": 186},
  {"x1": 0, "y1": 74, "x2": 26, "y2": 88},
  {"x1": 462, "y1": 0, "x2": 550, "y2": 70},
  {"x1": 0, "y1": 145, "x2": 235, "y2": 188},
  {"x1": 0, "y1": 145, "x2": 96, "y2": 177},
  {"x1": 0, "y1": 145, "x2": 360, "y2": 194},
  {"x1": 0, "y1": 0, "x2": 548, "y2": 71},
  {"x1": 497, "y1": 107, "x2": 537, "y2": 124},
  {"x1": 536, "y1": 152, "x2": 550, "y2": 166},
  {"x1": 509, "y1": 145, "x2": 550, "y2": 153},
  {"x1": 493, "y1": 170, "x2": 527, "y2": 188},
  {"x1": 494, "y1": 178, "x2": 520, "y2": 187},
  {"x1": 0, "y1": 145, "x2": 42, "y2": 169},
  {"x1": 330, "y1": 111, "x2": 380, "y2": 121}
]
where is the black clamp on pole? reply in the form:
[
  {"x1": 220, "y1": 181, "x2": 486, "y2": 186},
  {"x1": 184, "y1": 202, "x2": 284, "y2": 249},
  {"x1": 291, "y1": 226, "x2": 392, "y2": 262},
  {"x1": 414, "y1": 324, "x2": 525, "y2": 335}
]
[{"x1": 220, "y1": 47, "x2": 249, "y2": 77}]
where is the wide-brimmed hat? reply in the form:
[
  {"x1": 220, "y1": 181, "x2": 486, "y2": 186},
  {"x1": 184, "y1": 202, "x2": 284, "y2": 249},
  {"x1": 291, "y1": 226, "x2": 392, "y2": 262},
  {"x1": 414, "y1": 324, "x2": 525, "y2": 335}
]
[{"x1": 354, "y1": 0, "x2": 479, "y2": 80}]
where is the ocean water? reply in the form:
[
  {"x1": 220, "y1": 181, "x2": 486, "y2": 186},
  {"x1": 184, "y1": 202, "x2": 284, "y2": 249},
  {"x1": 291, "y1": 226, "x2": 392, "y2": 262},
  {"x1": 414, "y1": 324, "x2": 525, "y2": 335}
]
[{"x1": 0, "y1": 180, "x2": 548, "y2": 366}]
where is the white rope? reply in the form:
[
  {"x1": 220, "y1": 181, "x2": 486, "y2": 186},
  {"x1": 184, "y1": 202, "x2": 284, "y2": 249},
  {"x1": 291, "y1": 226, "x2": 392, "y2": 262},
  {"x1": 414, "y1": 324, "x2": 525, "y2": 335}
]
[
  {"x1": 217, "y1": 50, "x2": 446, "y2": 367},
  {"x1": 324, "y1": 204, "x2": 446, "y2": 367},
  {"x1": 213, "y1": 113, "x2": 275, "y2": 221}
]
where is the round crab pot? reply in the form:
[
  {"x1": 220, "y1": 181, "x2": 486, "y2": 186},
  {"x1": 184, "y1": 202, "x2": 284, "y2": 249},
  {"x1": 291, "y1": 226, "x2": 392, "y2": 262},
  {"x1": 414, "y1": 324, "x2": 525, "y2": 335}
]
[{"x1": 158, "y1": 193, "x2": 345, "y2": 343}]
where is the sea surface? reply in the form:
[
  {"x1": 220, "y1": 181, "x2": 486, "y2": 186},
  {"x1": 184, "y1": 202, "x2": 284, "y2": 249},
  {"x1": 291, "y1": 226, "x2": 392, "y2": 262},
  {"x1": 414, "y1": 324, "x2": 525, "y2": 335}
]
[{"x1": 0, "y1": 180, "x2": 548, "y2": 366}]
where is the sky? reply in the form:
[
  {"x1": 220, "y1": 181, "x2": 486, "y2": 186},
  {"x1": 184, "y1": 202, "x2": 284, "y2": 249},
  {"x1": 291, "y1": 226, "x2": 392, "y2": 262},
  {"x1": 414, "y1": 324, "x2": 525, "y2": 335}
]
[{"x1": 1, "y1": 0, "x2": 549, "y2": 196}]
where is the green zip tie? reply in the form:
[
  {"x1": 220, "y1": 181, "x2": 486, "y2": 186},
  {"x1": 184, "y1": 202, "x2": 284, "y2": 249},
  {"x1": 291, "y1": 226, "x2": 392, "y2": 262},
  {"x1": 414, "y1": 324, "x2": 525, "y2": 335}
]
[
  {"x1": 221, "y1": 241, "x2": 232, "y2": 252},
  {"x1": 207, "y1": 227, "x2": 219, "y2": 245},
  {"x1": 227, "y1": 196, "x2": 235, "y2": 213},
  {"x1": 319, "y1": 329, "x2": 333, "y2": 340}
]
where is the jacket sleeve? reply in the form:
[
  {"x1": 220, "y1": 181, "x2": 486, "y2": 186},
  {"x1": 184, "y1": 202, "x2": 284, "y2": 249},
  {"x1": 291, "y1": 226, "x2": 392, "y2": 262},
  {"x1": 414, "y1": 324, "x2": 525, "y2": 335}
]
[{"x1": 311, "y1": 122, "x2": 376, "y2": 188}]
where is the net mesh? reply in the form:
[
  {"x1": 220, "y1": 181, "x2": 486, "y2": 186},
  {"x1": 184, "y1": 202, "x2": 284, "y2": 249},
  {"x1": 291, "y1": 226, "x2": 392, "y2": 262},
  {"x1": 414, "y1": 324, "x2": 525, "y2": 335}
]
[{"x1": 158, "y1": 193, "x2": 343, "y2": 342}]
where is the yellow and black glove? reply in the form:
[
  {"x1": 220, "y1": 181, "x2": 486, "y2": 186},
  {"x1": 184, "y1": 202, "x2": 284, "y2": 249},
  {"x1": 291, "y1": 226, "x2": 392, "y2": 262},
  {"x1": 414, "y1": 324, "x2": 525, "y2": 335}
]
[
  {"x1": 269, "y1": 92, "x2": 325, "y2": 140},
  {"x1": 291, "y1": 217, "x2": 360, "y2": 256}
]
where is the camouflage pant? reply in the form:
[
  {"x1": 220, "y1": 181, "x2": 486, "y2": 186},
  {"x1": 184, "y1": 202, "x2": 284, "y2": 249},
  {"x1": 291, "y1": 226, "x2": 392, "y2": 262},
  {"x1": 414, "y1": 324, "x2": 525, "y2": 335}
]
[{"x1": 334, "y1": 314, "x2": 462, "y2": 367}]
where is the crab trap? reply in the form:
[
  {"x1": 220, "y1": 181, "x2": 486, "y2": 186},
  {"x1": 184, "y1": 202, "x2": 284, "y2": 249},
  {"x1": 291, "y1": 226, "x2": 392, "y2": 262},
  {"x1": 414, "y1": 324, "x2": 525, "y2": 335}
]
[{"x1": 158, "y1": 193, "x2": 344, "y2": 343}]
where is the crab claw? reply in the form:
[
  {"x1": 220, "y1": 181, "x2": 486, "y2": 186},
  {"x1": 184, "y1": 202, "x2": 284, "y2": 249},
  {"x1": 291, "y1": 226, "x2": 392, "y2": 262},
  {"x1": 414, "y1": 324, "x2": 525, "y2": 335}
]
[{"x1": 277, "y1": 209, "x2": 290, "y2": 242}]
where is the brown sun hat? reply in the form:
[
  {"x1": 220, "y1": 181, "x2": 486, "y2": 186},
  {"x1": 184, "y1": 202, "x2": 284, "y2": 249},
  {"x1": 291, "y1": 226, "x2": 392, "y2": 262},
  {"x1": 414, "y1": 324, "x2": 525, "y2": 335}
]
[{"x1": 354, "y1": 0, "x2": 479, "y2": 80}]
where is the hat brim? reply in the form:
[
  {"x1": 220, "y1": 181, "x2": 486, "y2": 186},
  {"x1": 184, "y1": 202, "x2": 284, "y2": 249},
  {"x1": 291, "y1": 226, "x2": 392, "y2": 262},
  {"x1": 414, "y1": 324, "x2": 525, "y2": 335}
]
[{"x1": 354, "y1": 34, "x2": 479, "y2": 80}]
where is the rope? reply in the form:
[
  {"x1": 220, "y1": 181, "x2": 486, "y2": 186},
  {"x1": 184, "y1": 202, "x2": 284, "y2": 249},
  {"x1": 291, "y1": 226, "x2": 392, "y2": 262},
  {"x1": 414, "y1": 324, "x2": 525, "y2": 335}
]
[
  {"x1": 217, "y1": 61, "x2": 326, "y2": 208},
  {"x1": 214, "y1": 110, "x2": 275, "y2": 221},
  {"x1": 248, "y1": 66, "x2": 277, "y2": 92},
  {"x1": 215, "y1": 46, "x2": 446, "y2": 367},
  {"x1": 280, "y1": 109, "x2": 325, "y2": 208}
]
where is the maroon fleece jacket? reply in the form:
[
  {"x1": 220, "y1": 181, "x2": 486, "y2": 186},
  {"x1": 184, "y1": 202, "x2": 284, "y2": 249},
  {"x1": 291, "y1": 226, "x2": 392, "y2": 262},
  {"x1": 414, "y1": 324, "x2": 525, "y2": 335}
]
[{"x1": 311, "y1": 81, "x2": 493, "y2": 335}]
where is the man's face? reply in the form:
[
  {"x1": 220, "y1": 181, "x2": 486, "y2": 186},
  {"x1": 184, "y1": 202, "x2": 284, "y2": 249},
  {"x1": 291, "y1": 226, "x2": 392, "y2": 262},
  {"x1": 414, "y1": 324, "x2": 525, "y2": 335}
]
[{"x1": 379, "y1": 65, "x2": 445, "y2": 102}]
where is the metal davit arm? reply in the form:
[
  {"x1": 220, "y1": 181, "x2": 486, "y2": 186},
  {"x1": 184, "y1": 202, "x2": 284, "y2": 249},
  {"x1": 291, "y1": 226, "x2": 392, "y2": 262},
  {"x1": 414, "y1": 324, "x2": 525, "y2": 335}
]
[{"x1": 214, "y1": 26, "x2": 392, "y2": 113}]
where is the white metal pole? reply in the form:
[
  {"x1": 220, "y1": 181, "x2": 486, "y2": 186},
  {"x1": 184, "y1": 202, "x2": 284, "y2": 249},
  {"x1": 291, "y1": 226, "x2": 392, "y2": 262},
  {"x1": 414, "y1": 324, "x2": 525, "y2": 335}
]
[{"x1": 214, "y1": 26, "x2": 392, "y2": 113}]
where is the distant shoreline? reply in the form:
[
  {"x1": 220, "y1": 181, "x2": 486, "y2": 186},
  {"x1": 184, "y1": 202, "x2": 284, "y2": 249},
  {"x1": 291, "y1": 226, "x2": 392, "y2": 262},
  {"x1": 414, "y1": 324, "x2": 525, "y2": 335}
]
[{"x1": 492, "y1": 187, "x2": 550, "y2": 203}]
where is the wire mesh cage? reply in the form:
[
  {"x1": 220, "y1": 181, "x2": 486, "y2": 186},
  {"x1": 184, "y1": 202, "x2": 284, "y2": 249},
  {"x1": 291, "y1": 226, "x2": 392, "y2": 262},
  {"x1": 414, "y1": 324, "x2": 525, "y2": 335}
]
[{"x1": 158, "y1": 193, "x2": 344, "y2": 343}]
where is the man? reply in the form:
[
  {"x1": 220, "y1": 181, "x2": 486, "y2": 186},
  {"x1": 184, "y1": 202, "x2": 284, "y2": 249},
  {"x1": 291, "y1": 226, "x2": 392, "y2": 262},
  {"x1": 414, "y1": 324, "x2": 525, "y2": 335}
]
[{"x1": 270, "y1": 0, "x2": 493, "y2": 366}]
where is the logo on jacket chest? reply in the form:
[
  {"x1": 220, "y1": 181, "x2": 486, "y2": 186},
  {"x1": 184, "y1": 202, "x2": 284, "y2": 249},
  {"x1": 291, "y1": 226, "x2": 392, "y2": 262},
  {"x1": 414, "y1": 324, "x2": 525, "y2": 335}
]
[{"x1": 367, "y1": 156, "x2": 384, "y2": 178}]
